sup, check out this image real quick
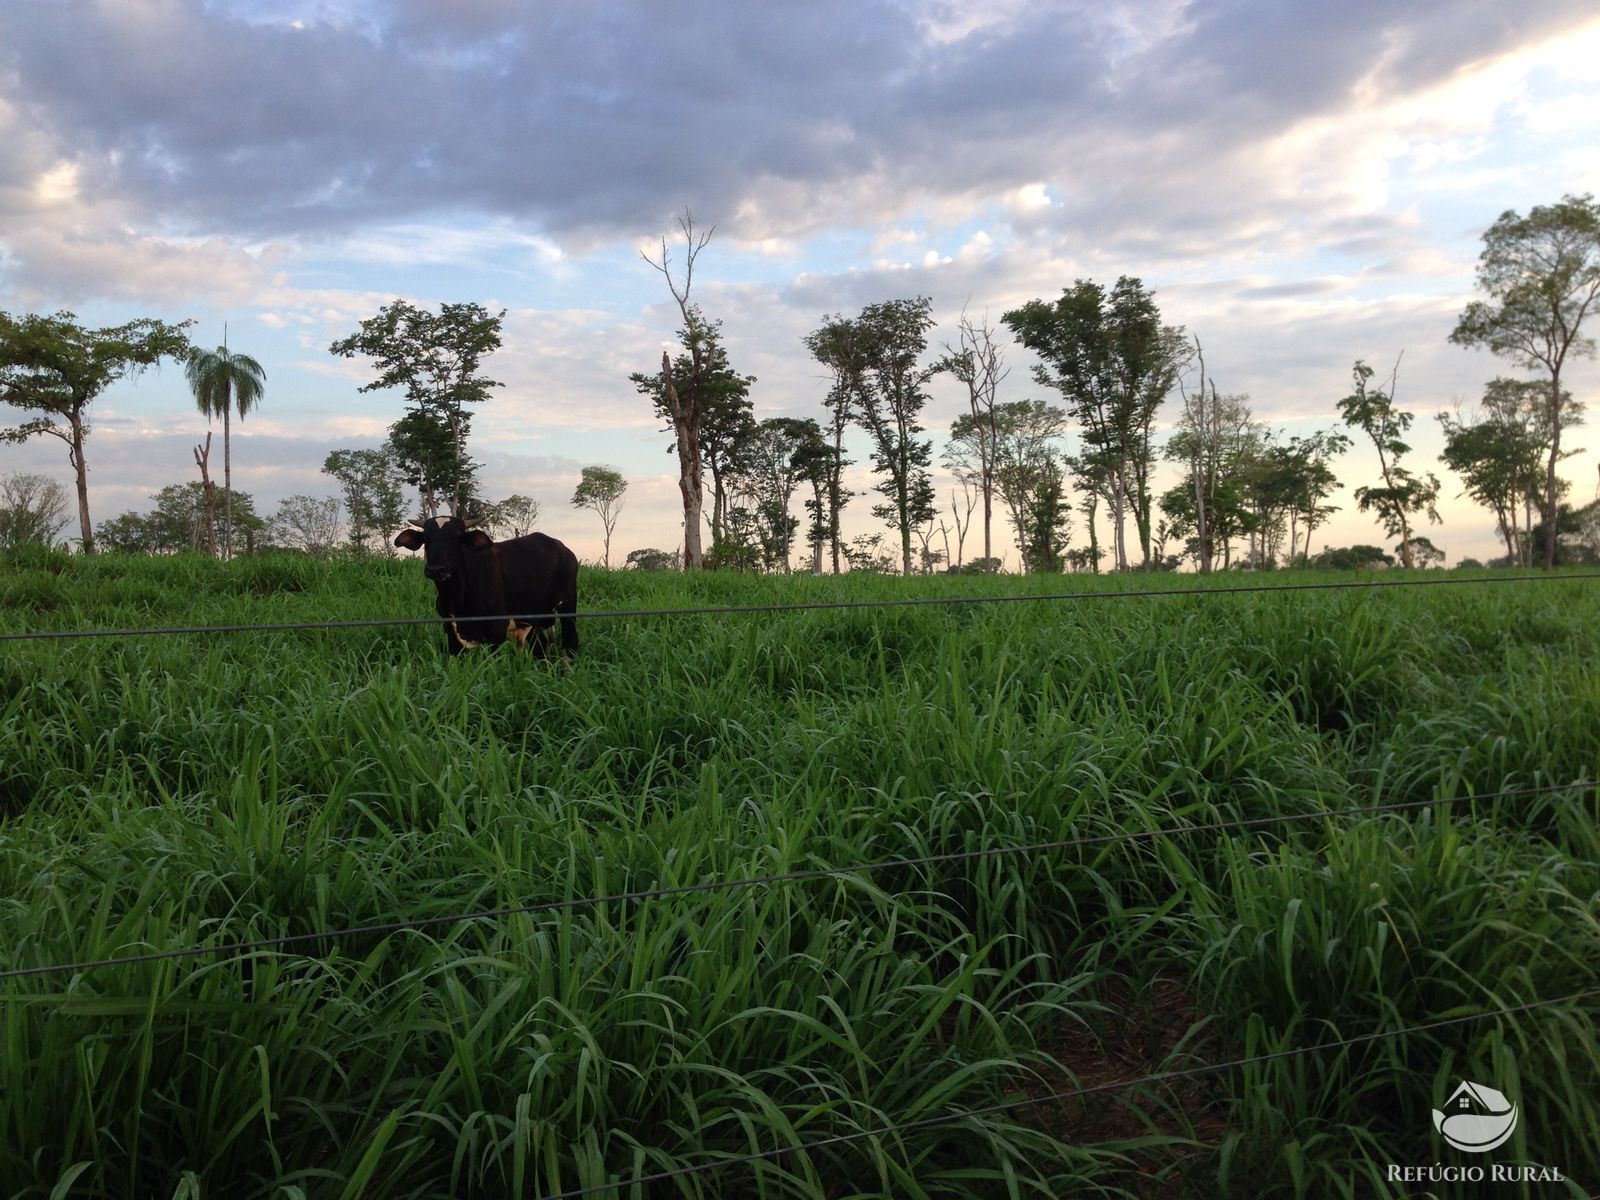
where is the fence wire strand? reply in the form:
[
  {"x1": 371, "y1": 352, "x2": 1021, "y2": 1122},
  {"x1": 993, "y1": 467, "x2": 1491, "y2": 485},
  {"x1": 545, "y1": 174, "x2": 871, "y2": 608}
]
[
  {"x1": 4, "y1": 565, "x2": 1596, "y2": 1191},
  {"x1": 2, "y1": 570, "x2": 1598, "y2": 643},
  {"x1": 0, "y1": 780, "x2": 1587, "y2": 983}
]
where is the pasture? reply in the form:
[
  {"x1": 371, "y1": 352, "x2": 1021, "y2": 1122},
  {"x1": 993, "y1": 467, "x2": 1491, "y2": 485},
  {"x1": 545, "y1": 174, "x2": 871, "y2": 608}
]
[{"x1": 1, "y1": 549, "x2": 1597, "y2": 1199}]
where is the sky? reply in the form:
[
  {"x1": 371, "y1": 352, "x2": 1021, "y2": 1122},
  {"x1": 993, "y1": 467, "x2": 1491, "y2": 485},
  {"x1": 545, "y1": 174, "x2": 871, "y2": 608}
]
[{"x1": 2, "y1": 0, "x2": 1598, "y2": 568}]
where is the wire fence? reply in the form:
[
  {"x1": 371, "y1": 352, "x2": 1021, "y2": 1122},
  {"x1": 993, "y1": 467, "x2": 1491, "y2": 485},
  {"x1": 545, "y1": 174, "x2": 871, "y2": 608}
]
[
  {"x1": 1, "y1": 779, "x2": 1587, "y2": 983},
  {"x1": 542, "y1": 986, "x2": 1600, "y2": 1199},
  {"x1": 4, "y1": 568, "x2": 1596, "y2": 1190},
  {"x1": 2, "y1": 569, "x2": 1598, "y2": 643}
]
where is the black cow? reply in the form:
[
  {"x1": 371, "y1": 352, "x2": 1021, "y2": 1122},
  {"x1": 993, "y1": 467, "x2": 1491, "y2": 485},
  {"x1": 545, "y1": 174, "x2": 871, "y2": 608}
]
[{"x1": 394, "y1": 515, "x2": 579, "y2": 657}]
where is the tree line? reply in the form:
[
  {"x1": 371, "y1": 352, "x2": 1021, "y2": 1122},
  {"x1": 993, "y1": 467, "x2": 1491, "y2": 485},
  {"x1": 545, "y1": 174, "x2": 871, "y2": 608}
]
[
  {"x1": 3, "y1": 194, "x2": 1596, "y2": 570},
  {"x1": 634, "y1": 196, "x2": 1598, "y2": 574}
]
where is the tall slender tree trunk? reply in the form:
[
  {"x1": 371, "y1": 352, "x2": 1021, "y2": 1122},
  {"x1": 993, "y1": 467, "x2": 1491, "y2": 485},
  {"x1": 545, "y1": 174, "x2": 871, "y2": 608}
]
[
  {"x1": 898, "y1": 475, "x2": 913, "y2": 576},
  {"x1": 195, "y1": 432, "x2": 218, "y2": 557},
  {"x1": 1084, "y1": 493, "x2": 1100, "y2": 574},
  {"x1": 663, "y1": 353, "x2": 704, "y2": 570},
  {"x1": 1109, "y1": 474, "x2": 1128, "y2": 571},
  {"x1": 980, "y1": 410, "x2": 995, "y2": 567},
  {"x1": 1522, "y1": 493, "x2": 1533, "y2": 567},
  {"x1": 811, "y1": 480, "x2": 825, "y2": 573},
  {"x1": 1544, "y1": 372, "x2": 1562, "y2": 569},
  {"x1": 68, "y1": 415, "x2": 93, "y2": 554},
  {"x1": 981, "y1": 479, "x2": 992, "y2": 567},
  {"x1": 223, "y1": 400, "x2": 233, "y2": 560},
  {"x1": 829, "y1": 430, "x2": 846, "y2": 573},
  {"x1": 707, "y1": 460, "x2": 726, "y2": 551}
]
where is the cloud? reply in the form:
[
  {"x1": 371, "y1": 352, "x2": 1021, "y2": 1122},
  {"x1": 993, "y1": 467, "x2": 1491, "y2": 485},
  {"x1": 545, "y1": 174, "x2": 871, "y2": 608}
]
[{"x1": 5, "y1": 0, "x2": 1591, "y2": 259}]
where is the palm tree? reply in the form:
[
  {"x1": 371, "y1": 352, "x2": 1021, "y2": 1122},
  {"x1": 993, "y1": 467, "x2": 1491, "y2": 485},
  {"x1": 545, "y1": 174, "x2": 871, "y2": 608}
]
[{"x1": 186, "y1": 336, "x2": 266, "y2": 559}]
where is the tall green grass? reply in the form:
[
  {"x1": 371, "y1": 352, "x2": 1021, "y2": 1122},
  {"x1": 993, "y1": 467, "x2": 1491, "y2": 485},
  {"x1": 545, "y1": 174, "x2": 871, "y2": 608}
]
[{"x1": 1, "y1": 552, "x2": 1596, "y2": 1198}]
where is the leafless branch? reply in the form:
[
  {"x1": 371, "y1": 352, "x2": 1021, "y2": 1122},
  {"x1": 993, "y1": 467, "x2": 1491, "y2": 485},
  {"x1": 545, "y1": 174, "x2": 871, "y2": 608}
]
[{"x1": 641, "y1": 209, "x2": 715, "y2": 322}]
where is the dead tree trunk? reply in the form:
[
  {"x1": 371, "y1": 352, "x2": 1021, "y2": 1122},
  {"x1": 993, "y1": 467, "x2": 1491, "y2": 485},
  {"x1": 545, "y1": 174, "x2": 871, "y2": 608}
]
[
  {"x1": 194, "y1": 431, "x2": 218, "y2": 557},
  {"x1": 642, "y1": 211, "x2": 715, "y2": 571}
]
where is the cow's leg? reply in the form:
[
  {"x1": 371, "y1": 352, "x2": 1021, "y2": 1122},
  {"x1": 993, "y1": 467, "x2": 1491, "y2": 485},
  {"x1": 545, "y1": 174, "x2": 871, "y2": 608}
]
[
  {"x1": 440, "y1": 617, "x2": 465, "y2": 655},
  {"x1": 556, "y1": 593, "x2": 578, "y2": 658},
  {"x1": 528, "y1": 618, "x2": 556, "y2": 658}
]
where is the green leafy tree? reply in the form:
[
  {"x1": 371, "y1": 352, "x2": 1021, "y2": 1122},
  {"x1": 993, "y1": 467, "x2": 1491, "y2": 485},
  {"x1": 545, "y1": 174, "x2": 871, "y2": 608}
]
[
  {"x1": 1527, "y1": 501, "x2": 1600, "y2": 566},
  {"x1": 956, "y1": 399, "x2": 1069, "y2": 572},
  {"x1": 0, "y1": 310, "x2": 192, "y2": 552},
  {"x1": 186, "y1": 337, "x2": 266, "y2": 559},
  {"x1": 1240, "y1": 435, "x2": 1311, "y2": 568},
  {"x1": 1336, "y1": 359, "x2": 1440, "y2": 569},
  {"x1": 572, "y1": 466, "x2": 627, "y2": 568},
  {"x1": 632, "y1": 308, "x2": 755, "y2": 560},
  {"x1": 801, "y1": 315, "x2": 866, "y2": 572},
  {"x1": 104, "y1": 483, "x2": 263, "y2": 555},
  {"x1": 384, "y1": 407, "x2": 476, "y2": 519},
  {"x1": 1004, "y1": 277, "x2": 1184, "y2": 569},
  {"x1": 844, "y1": 297, "x2": 937, "y2": 575},
  {"x1": 1019, "y1": 457, "x2": 1071, "y2": 573},
  {"x1": 1450, "y1": 193, "x2": 1600, "y2": 568},
  {"x1": 0, "y1": 472, "x2": 70, "y2": 551},
  {"x1": 483, "y1": 494, "x2": 541, "y2": 540},
  {"x1": 1395, "y1": 535, "x2": 1446, "y2": 568},
  {"x1": 330, "y1": 300, "x2": 504, "y2": 517},
  {"x1": 639, "y1": 212, "x2": 732, "y2": 570},
  {"x1": 794, "y1": 422, "x2": 837, "y2": 574},
  {"x1": 932, "y1": 311, "x2": 1008, "y2": 568},
  {"x1": 95, "y1": 510, "x2": 157, "y2": 554},
  {"x1": 1163, "y1": 370, "x2": 1258, "y2": 572},
  {"x1": 270, "y1": 494, "x2": 341, "y2": 558},
  {"x1": 1312, "y1": 544, "x2": 1395, "y2": 570},
  {"x1": 1065, "y1": 449, "x2": 1113, "y2": 574},
  {"x1": 150, "y1": 482, "x2": 220, "y2": 554},
  {"x1": 842, "y1": 531, "x2": 898, "y2": 574},
  {"x1": 1282, "y1": 429, "x2": 1351, "y2": 566},
  {"x1": 322, "y1": 447, "x2": 408, "y2": 555},
  {"x1": 1438, "y1": 379, "x2": 1552, "y2": 566},
  {"x1": 626, "y1": 547, "x2": 680, "y2": 570},
  {"x1": 728, "y1": 417, "x2": 827, "y2": 571}
]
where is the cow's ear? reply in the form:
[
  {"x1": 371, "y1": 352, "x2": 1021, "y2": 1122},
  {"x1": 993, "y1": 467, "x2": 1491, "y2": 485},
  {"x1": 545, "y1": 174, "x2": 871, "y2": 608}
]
[
  {"x1": 464, "y1": 530, "x2": 493, "y2": 549},
  {"x1": 395, "y1": 528, "x2": 424, "y2": 551}
]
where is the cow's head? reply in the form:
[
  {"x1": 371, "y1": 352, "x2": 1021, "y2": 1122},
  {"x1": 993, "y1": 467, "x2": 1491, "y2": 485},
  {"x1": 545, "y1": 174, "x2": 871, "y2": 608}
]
[{"x1": 394, "y1": 515, "x2": 492, "y2": 583}]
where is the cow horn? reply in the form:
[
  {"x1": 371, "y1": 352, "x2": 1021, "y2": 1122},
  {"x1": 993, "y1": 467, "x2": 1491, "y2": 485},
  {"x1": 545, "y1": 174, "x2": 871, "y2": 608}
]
[
  {"x1": 461, "y1": 514, "x2": 482, "y2": 529},
  {"x1": 407, "y1": 517, "x2": 426, "y2": 528}
]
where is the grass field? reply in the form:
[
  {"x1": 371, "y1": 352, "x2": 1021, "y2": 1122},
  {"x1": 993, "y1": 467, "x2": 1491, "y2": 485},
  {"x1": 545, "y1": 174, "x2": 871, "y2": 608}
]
[{"x1": 1, "y1": 547, "x2": 1597, "y2": 1199}]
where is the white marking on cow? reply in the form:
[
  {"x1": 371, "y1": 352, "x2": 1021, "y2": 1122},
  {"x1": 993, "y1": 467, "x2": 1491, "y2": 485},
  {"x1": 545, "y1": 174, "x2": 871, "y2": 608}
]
[
  {"x1": 449, "y1": 620, "x2": 484, "y2": 649},
  {"x1": 431, "y1": 515, "x2": 451, "y2": 529}
]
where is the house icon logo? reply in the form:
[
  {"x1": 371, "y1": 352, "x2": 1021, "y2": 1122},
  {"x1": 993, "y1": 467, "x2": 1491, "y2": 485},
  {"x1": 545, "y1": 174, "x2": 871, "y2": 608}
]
[{"x1": 1433, "y1": 1080, "x2": 1519, "y2": 1153}]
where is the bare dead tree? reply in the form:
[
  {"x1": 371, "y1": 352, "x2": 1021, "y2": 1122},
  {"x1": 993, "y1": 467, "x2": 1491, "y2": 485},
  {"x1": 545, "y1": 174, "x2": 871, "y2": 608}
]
[
  {"x1": 913, "y1": 514, "x2": 943, "y2": 574},
  {"x1": 949, "y1": 476, "x2": 978, "y2": 568},
  {"x1": 641, "y1": 210, "x2": 716, "y2": 570},
  {"x1": 193, "y1": 431, "x2": 218, "y2": 557},
  {"x1": 1175, "y1": 335, "x2": 1214, "y2": 572},
  {"x1": 936, "y1": 309, "x2": 1008, "y2": 567}
]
